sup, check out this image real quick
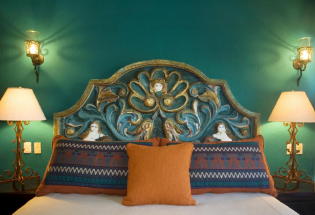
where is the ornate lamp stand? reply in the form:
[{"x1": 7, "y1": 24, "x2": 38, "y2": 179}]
[
  {"x1": 273, "y1": 122, "x2": 313, "y2": 191},
  {"x1": 0, "y1": 121, "x2": 40, "y2": 191}
]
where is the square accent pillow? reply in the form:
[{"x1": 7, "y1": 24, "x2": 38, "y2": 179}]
[
  {"x1": 36, "y1": 136, "x2": 159, "y2": 196},
  {"x1": 122, "y1": 143, "x2": 196, "y2": 206},
  {"x1": 161, "y1": 136, "x2": 276, "y2": 196}
]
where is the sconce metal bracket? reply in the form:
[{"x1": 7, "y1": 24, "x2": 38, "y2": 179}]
[
  {"x1": 293, "y1": 59, "x2": 307, "y2": 87},
  {"x1": 30, "y1": 55, "x2": 44, "y2": 83}
]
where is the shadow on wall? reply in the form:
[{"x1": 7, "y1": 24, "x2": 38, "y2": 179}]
[
  {"x1": 0, "y1": 14, "x2": 25, "y2": 64},
  {"x1": 42, "y1": 19, "x2": 87, "y2": 62},
  {"x1": 230, "y1": 2, "x2": 310, "y2": 119}
]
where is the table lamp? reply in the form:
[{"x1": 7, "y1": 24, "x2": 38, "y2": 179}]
[
  {"x1": 268, "y1": 91, "x2": 315, "y2": 191},
  {"x1": 0, "y1": 87, "x2": 46, "y2": 191}
]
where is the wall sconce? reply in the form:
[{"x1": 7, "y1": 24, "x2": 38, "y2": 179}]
[
  {"x1": 293, "y1": 37, "x2": 312, "y2": 86},
  {"x1": 24, "y1": 30, "x2": 44, "y2": 83}
]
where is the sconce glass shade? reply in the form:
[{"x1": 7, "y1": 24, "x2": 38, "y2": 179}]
[
  {"x1": 292, "y1": 37, "x2": 313, "y2": 86},
  {"x1": 24, "y1": 40, "x2": 40, "y2": 56},
  {"x1": 298, "y1": 46, "x2": 312, "y2": 63},
  {"x1": 295, "y1": 37, "x2": 312, "y2": 65},
  {"x1": 0, "y1": 87, "x2": 46, "y2": 121},
  {"x1": 268, "y1": 91, "x2": 315, "y2": 123}
]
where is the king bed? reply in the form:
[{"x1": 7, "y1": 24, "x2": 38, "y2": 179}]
[{"x1": 14, "y1": 60, "x2": 297, "y2": 214}]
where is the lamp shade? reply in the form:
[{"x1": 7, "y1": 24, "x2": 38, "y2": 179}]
[
  {"x1": 268, "y1": 91, "x2": 315, "y2": 123},
  {"x1": 0, "y1": 87, "x2": 46, "y2": 121}
]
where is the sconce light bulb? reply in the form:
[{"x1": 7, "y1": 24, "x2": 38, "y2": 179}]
[
  {"x1": 300, "y1": 49, "x2": 311, "y2": 61},
  {"x1": 29, "y1": 44, "x2": 39, "y2": 55},
  {"x1": 25, "y1": 40, "x2": 41, "y2": 56}
]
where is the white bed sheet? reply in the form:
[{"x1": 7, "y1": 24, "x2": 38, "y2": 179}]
[{"x1": 14, "y1": 192, "x2": 298, "y2": 215}]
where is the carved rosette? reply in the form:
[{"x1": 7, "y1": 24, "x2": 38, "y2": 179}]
[{"x1": 128, "y1": 68, "x2": 189, "y2": 113}]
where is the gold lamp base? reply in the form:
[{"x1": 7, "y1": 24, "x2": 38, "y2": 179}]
[
  {"x1": 0, "y1": 121, "x2": 40, "y2": 191},
  {"x1": 273, "y1": 122, "x2": 314, "y2": 192}
]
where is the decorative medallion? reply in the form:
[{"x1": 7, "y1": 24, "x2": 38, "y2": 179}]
[{"x1": 128, "y1": 68, "x2": 189, "y2": 113}]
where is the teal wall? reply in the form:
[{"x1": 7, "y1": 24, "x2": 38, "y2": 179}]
[{"x1": 1, "y1": 0, "x2": 315, "y2": 180}]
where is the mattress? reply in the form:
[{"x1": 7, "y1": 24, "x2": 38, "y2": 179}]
[{"x1": 14, "y1": 192, "x2": 298, "y2": 215}]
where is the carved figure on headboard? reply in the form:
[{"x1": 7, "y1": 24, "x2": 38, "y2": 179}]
[
  {"x1": 212, "y1": 122, "x2": 232, "y2": 141},
  {"x1": 81, "y1": 121, "x2": 106, "y2": 141},
  {"x1": 164, "y1": 119, "x2": 182, "y2": 141},
  {"x1": 128, "y1": 119, "x2": 153, "y2": 140},
  {"x1": 150, "y1": 79, "x2": 167, "y2": 95},
  {"x1": 139, "y1": 119, "x2": 153, "y2": 140}
]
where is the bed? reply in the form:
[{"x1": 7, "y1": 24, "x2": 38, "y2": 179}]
[{"x1": 14, "y1": 60, "x2": 298, "y2": 215}]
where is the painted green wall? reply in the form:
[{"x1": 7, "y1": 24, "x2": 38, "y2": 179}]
[{"x1": 1, "y1": 0, "x2": 315, "y2": 180}]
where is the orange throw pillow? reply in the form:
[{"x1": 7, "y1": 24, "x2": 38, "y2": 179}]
[{"x1": 122, "y1": 143, "x2": 196, "y2": 206}]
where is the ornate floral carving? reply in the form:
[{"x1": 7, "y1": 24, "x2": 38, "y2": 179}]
[{"x1": 128, "y1": 68, "x2": 189, "y2": 113}]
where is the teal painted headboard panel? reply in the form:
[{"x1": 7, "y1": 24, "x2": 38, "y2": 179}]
[{"x1": 54, "y1": 60, "x2": 260, "y2": 142}]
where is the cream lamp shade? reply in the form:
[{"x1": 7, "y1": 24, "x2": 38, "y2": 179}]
[
  {"x1": 0, "y1": 87, "x2": 46, "y2": 121},
  {"x1": 268, "y1": 91, "x2": 315, "y2": 123}
]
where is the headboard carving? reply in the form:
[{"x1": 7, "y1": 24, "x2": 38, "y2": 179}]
[{"x1": 54, "y1": 60, "x2": 259, "y2": 142}]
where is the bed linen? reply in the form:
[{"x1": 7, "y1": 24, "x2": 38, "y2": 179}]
[{"x1": 14, "y1": 193, "x2": 297, "y2": 215}]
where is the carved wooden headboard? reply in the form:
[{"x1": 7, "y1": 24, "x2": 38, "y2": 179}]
[{"x1": 54, "y1": 60, "x2": 259, "y2": 142}]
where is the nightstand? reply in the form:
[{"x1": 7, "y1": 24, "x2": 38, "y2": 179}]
[
  {"x1": 0, "y1": 191, "x2": 35, "y2": 215},
  {"x1": 273, "y1": 177, "x2": 315, "y2": 214},
  {"x1": 0, "y1": 180, "x2": 38, "y2": 215},
  {"x1": 276, "y1": 192, "x2": 315, "y2": 215}
]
